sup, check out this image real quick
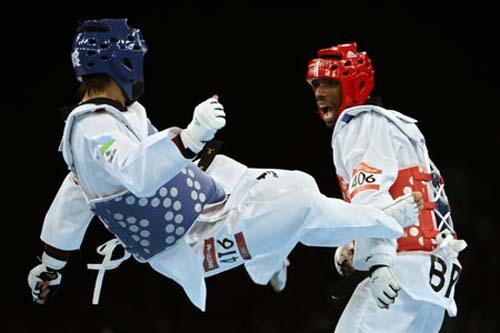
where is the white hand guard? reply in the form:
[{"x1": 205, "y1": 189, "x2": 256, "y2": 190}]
[
  {"x1": 269, "y1": 258, "x2": 290, "y2": 293},
  {"x1": 28, "y1": 252, "x2": 66, "y2": 304},
  {"x1": 434, "y1": 231, "x2": 467, "y2": 261},
  {"x1": 334, "y1": 241, "x2": 355, "y2": 277},
  {"x1": 382, "y1": 193, "x2": 420, "y2": 228},
  {"x1": 369, "y1": 265, "x2": 401, "y2": 309},
  {"x1": 180, "y1": 97, "x2": 226, "y2": 153}
]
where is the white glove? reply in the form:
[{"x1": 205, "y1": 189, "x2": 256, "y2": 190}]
[
  {"x1": 369, "y1": 265, "x2": 401, "y2": 309},
  {"x1": 334, "y1": 241, "x2": 355, "y2": 277},
  {"x1": 180, "y1": 96, "x2": 226, "y2": 153},
  {"x1": 28, "y1": 252, "x2": 66, "y2": 304},
  {"x1": 434, "y1": 231, "x2": 467, "y2": 261}
]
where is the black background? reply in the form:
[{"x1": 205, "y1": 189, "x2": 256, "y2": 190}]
[{"x1": 5, "y1": 1, "x2": 499, "y2": 332}]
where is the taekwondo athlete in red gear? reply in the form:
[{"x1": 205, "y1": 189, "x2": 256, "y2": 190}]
[{"x1": 306, "y1": 42, "x2": 467, "y2": 332}]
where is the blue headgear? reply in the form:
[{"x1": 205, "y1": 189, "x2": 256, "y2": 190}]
[{"x1": 71, "y1": 19, "x2": 148, "y2": 104}]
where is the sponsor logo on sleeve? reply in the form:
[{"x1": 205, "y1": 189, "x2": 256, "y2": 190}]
[
  {"x1": 203, "y1": 238, "x2": 219, "y2": 271},
  {"x1": 96, "y1": 135, "x2": 117, "y2": 163}
]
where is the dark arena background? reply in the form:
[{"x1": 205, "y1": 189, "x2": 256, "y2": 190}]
[{"x1": 5, "y1": 1, "x2": 499, "y2": 332}]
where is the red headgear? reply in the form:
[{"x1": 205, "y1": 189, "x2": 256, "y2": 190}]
[{"x1": 306, "y1": 43, "x2": 374, "y2": 115}]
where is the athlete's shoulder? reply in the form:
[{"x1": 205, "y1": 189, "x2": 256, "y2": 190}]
[
  {"x1": 68, "y1": 102, "x2": 130, "y2": 130},
  {"x1": 343, "y1": 104, "x2": 417, "y2": 124},
  {"x1": 333, "y1": 105, "x2": 419, "y2": 140}
]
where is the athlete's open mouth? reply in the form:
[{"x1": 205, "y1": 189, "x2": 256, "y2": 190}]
[{"x1": 318, "y1": 103, "x2": 337, "y2": 125}]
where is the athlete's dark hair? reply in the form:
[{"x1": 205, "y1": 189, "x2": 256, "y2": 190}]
[{"x1": 76, "y1": 74, "x2": 112, "y2": 101}]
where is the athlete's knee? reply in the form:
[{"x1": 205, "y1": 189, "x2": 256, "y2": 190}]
[
  {"x1": 290, "y1": 187, "x2": 318, "y2": 211},
  {"x1": 290, "y1": 170, "x2": 320, "y2": 192}
]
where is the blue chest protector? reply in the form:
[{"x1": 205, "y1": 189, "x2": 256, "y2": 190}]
[
  {"x1": 62, "y1": 104, "x2": 226, "y2": 261},
  {"x1": 90, "y1": 162, "x2": 225, "y2": 261}
]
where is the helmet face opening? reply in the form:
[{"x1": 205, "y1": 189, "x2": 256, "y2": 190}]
[
  {"x1": 306, "y1": 43, "x2": 374, "y2": 115},
  {"x1": 72, "y1": 18, "x2": 148, "y2": 104}
]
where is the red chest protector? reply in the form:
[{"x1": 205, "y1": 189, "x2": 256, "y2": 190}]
[{"x1": 337, "y1": 164, "x2": 455, "y2": 252}]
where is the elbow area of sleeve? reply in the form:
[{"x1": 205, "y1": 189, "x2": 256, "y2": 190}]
[{"x1": 116, "y1": 131, "x2": 191, "y2": 197}]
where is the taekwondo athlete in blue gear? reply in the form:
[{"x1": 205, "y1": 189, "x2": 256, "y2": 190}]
[{"x1": 28, "y1": 19, "x2": 423, "y2": 311}]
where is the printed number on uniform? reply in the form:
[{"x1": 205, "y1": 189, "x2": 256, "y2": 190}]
[
  {"x1": 348, "y1": 162, "x2": 382, "y2": 198},
  {"x1": 203, "y1": 232, "x2": 252, "y2": 272},
  {"x1": 351, "y1": 172, "x2": 376, "y2": 187},
  {"x1": 217, "y1": 238, "x2": 239, "y2": 264}
]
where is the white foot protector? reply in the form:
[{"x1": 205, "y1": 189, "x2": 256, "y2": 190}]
[{"x1": 382, "y1": 193, "x2": 420, "y2": 228}]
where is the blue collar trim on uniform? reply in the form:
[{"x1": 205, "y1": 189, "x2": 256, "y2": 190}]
[{"x1": 341, "y1": 113, "x2": 354, "y2": 123}]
